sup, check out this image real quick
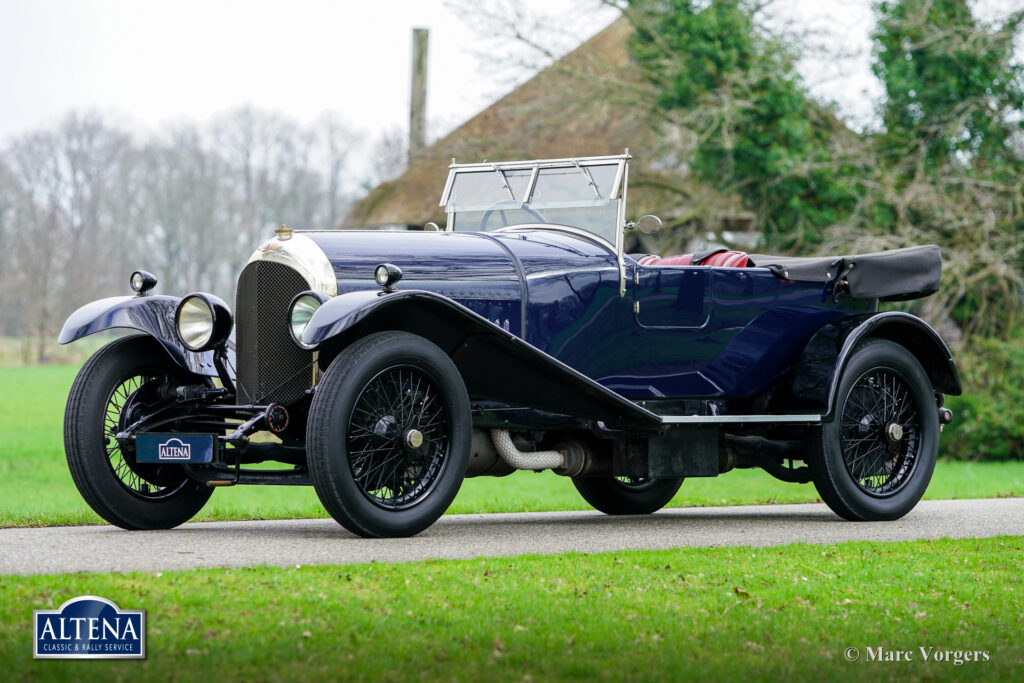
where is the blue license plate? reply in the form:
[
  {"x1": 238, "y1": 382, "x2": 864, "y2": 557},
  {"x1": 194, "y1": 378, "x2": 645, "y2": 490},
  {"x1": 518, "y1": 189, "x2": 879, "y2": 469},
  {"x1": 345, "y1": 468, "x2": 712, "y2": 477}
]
[{"x1": 136, "y1": 434, "x2": 215, "y2": 463}]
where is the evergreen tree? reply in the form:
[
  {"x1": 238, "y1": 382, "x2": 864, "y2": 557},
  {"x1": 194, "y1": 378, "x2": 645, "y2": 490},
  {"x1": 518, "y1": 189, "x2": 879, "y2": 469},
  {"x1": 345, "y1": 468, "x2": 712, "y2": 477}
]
[
  {"x1": 873, "y1": 0, "x2": 1024, "y2": 174},
  {"x1": 861, "y1": 0, "x2": 1024, "y2": 337},
  {"x1": 626, "y1": 0, "x2": 859, "y2": 248}
]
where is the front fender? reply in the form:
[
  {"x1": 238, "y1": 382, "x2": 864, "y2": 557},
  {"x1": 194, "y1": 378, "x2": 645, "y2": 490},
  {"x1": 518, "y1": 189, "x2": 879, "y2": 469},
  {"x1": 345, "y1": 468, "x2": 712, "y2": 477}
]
[
  {"x1": 58, "y1": 295, "x2": 223, "y2": 376},
  {"x1": 303, "y1": 289, "x2": 660, "y2": 427},
  {"x1": 303, "y1": 290, "x2": 405, "y2": 346},
  {"x1": 791, "y1": 311, "x2": 962, "y2": 419}
]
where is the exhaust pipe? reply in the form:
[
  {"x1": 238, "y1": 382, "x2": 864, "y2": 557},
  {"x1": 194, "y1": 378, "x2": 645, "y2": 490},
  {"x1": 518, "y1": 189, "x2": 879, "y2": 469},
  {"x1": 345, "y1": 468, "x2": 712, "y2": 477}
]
[
  {"x1": 488, "y1": 431, "x2": 598, "y2": 476},
  {"x1": 491, "y1": 430, "x2": 563, "y2": 471}
]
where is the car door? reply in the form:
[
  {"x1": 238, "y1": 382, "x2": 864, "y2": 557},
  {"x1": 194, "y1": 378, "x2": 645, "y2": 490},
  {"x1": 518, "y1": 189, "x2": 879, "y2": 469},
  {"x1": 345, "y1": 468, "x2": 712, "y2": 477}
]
[{"x1": 633, "y1": 264, "x2": 711, "y2": 329}]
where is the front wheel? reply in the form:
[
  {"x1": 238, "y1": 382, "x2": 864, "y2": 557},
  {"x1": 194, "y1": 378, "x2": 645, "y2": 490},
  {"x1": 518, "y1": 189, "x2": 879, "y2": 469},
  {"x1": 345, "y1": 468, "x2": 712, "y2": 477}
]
[
  {"x1": 572, "y1": 475, "x2": 684, "y2": 515},
  {"x1": 307, "y1": 332, "x2": 471, "y2": 538},
  {"x1": 809, "y1": 339, "x2": 939, "y2": 521},
  {"x1": 64, "y1": 336, "x2": 213, "y2": 529}
]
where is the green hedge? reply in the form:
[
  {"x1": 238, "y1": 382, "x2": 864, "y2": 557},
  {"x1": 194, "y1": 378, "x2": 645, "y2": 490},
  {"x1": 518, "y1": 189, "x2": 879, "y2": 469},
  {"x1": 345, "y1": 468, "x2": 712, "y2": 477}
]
[{"x1": 942, "y1": 330, "x2": 1024, "y2": 461}]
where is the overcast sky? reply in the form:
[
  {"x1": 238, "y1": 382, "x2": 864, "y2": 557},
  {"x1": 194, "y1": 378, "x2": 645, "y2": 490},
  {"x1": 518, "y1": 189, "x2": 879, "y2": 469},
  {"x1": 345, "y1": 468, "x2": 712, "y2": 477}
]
[
  {"x1": 1, "y1": 0, "x2": 1019, "y2": 164},
  {"x1": 0, "y1": 0, "x2": 617, "y2": 140}
]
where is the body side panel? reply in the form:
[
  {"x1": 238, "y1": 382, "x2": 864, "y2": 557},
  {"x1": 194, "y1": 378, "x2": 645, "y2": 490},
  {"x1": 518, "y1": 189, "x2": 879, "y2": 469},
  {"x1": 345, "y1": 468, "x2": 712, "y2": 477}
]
[
  {"x1": 301, "y1": 228, "x2": 877, "y2": 403},
  {"x1": 508, "y1": 241, "x2": 871, "y2": 399},
  {"x1": 301, "y1": 289, "x2": 662, "y2": 427}
]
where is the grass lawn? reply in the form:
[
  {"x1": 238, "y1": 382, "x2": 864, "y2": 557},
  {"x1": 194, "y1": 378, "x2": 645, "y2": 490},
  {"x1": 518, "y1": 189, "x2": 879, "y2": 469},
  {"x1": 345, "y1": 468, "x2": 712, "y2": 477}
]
[
  {"x1": 2, "y1": 364, "x2": 1023, "y2": 527},
  {"x1": 0, "y1": 335, "x2": 107, "y2": 367},
  {"x1": 2, "y1": 536, "x2": 1021, "y2": 681}
]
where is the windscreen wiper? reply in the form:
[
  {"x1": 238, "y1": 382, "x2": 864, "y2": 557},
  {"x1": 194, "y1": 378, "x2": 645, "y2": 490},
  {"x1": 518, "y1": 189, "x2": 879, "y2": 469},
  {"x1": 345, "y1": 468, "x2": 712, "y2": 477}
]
[
  {"x1": 573, "y1": 160, "x2": 602, "y2": 199},
  {"x1": 491, "y1": 165, "x2": 515, "y2": 201}
]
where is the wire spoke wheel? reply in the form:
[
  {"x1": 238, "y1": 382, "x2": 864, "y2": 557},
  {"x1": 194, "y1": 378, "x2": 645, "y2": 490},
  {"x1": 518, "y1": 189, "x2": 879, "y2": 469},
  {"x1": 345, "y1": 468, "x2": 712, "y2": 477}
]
[
  {"x1": 347, "y1": 366, "x2": 450, "y2": 509},
  {"x1": 103, "y1": 373, "x2": 189, "y2": 501},
  {"x1": 613, "y1": 476, "x2": 659, "y2": 491},
  {"x1": 840, "y1": 369, "x2": 920, "y2": 496}
]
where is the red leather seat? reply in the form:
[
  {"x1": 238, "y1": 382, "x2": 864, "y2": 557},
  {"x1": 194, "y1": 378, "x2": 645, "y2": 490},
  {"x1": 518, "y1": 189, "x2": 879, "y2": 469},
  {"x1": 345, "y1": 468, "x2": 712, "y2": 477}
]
[
  {"x1": 636, "y1": 250, "x2": 750, "y2": 268},
  {"x1": 637, "y1": 253, "x2": 692, "y2": 266},
  {"x1": 702, "y1": 250, "x2": 750, "y2": 267}
]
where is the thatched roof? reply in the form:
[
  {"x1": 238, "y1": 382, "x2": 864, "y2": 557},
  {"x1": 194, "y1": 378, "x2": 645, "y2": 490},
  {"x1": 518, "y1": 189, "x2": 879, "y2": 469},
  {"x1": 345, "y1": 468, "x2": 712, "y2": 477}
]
[{"x1": 345, "y1": 17, "x2": 694, "y2": 228}]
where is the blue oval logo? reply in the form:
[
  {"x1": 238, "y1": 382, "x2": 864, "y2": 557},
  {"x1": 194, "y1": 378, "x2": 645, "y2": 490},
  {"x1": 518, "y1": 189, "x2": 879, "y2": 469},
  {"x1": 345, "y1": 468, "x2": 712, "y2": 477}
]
[{"x1": 34, "y1": 596, "x2": 145, "y2": 659}]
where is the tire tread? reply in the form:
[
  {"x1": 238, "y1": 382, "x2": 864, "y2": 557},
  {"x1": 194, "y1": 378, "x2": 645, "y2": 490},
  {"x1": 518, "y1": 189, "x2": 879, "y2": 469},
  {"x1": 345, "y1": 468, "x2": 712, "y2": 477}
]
[{"x1": 572, "y1": 476, "x2": 683, "y2": 515}]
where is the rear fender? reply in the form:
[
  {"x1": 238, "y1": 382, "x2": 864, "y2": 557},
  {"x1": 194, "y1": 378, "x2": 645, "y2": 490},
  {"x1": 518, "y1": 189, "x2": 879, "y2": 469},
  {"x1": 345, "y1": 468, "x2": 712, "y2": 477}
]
[
  {"x1": 791, "y1": 311, "x2": 961, "y2": 420},
  {"x1": 303, "y1": 290, "x2": 661, "y2": 428},
  {"x1": 58, "y1": 295, "x2": 222, "y2": 376}
]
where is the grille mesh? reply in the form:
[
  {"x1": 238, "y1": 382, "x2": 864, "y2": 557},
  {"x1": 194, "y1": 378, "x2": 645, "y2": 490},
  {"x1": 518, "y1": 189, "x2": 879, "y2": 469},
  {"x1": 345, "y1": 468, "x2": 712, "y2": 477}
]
[{"x1": 235, "y1": 260, "x2": 315, "y2": 405}]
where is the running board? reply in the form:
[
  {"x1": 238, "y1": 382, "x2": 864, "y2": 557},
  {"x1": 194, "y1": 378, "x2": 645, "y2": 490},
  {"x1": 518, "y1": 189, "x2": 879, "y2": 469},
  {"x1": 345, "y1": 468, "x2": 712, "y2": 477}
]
[{"x1": 659, "y1": 414, "x2": 821, "y2": 425}]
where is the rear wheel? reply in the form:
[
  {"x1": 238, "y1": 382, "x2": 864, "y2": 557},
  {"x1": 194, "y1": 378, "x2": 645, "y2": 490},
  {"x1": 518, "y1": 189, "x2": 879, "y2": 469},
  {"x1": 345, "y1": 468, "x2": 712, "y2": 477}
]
[
  {"x1": 809, "y1": 339, "x2": 939, "y2": 521},
  {"x1": 307, "y1": 332, "x2": 471, "y2": 538},
  {"x1": 64, "y1": 336, "x2": 213, "y2": 529},
  {"x1": 572, "y1": 475, "x2": 683, "y2": 515}
]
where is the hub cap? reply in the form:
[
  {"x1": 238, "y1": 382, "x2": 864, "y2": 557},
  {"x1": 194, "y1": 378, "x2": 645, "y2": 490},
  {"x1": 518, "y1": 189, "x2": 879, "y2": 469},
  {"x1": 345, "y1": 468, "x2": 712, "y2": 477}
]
[
  {"x1": 886, "y1": 422, "x2": 904, "y2": 443},
  {"x1": 404, "y1": 429, "x2": 424, "y2": 449}
]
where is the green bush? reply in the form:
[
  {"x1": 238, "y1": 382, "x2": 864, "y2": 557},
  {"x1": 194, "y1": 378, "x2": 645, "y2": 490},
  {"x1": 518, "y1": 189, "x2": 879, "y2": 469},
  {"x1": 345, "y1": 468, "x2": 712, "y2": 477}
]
[{"x1": 942, "y1": 330, "x2": 1024, "y2": 461}]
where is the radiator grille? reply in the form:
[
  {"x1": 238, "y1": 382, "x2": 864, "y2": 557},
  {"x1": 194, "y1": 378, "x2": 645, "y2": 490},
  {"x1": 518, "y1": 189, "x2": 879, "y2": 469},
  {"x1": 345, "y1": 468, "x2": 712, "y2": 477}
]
[{"x1": 235, "y1": 260, "x2": 314, "y2": 405}]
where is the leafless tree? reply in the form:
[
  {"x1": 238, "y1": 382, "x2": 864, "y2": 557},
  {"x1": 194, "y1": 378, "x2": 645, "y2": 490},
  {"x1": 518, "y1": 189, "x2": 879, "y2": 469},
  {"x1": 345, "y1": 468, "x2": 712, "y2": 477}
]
[
  {"x1": 363, "y1": 126, "x2": 409, "y2": 190},
  {"x1": 3, "y1": 129, "x2": 71, "y2": 361},
  {"x1": 0, "y1": 105, "x2": 363, "y2": 361},
  {"x1": 50, "y1": 114, "x2": 133, "y2": 306},
  {"x1": 311, "y1": 111, "x2": 358, "y2": 229},
  {"x1": 134, "y1": 124, "x2": 232, "y2": 299}
]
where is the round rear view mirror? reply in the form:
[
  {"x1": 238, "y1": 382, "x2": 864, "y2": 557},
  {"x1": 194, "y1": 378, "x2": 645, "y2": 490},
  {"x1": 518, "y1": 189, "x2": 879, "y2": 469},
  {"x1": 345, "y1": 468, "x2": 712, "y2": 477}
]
[{"x1": 637, "y1": 214, "x2": 663, "y2": 235}]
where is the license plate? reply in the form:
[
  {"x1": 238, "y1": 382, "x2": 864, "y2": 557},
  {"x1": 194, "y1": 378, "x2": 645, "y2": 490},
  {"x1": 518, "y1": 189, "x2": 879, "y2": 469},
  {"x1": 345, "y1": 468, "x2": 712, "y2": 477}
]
[{"x1": 135, "y1": 434, "x2": 215, "y2": 463}]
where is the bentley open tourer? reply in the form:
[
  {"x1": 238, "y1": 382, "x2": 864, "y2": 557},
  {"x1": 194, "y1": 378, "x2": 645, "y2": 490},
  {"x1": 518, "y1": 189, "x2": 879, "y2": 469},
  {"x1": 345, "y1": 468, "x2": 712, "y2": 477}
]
[{"x1": 59, "y1": 153, "x2": 959, "y2": 537}]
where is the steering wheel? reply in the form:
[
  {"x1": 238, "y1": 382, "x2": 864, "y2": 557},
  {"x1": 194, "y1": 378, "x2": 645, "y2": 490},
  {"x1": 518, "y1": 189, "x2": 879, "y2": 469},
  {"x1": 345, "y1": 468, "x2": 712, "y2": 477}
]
[{"x1": 479, "y1": 200, "x2": 548, "y2": 230}]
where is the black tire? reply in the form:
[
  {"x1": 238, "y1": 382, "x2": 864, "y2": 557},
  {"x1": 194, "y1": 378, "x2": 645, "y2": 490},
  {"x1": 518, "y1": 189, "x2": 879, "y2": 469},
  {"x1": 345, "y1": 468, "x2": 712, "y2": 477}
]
[
  {"x1": 64, "y1": 336, "x2": 213, "y2": 529},
  {"x1": 809, "y1": 339, "x2": 939, "y2": 521},
  {"x1": 572, "y1": 475, "x2": 684, "y2": 515},
  {"x1": 307, "y1": 332, "x2": 471, "y2": 538}
]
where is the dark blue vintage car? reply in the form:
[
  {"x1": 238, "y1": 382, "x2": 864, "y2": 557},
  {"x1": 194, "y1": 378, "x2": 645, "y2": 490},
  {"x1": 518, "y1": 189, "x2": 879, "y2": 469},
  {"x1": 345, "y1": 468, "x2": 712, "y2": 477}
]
[{"x1": 60, "y1": 153, "x2": 959, "y2": 537}]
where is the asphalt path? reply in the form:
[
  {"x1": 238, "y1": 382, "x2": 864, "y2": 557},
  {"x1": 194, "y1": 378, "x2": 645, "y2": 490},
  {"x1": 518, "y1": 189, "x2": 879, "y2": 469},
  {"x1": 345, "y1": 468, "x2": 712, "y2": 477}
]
[{"x1": 2, "y1": 498, "x2": 1021, "y2": 576}]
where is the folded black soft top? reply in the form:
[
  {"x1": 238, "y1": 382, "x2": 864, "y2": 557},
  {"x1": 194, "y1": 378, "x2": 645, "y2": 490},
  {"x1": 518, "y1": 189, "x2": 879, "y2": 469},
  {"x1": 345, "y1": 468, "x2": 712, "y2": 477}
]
[{"x1": 749, "y1": 245, "x2": 942, "y2": 302}]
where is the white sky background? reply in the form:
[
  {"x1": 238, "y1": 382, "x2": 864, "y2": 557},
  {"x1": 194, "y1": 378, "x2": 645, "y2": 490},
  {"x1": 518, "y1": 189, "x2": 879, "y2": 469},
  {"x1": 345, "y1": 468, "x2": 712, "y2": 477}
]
[
  {"x1": 1, "y1": 0, "x2": 1021, "y2": 175},
  {"x1": 0, "y1": 0, "x2": 617, "y2": 142}
]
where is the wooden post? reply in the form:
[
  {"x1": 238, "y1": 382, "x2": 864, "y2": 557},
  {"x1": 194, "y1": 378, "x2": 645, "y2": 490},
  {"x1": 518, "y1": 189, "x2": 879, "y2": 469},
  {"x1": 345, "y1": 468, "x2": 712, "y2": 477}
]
[{"x1": 409, "y1": 28, "x2": 429, "y2": 162}]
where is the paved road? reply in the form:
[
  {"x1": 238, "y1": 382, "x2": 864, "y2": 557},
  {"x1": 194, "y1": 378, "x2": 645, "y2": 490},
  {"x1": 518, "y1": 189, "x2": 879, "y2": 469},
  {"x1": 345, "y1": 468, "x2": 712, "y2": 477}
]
[{"x1": 2, "y1": 498, "x2": 1021, "y2": 576}]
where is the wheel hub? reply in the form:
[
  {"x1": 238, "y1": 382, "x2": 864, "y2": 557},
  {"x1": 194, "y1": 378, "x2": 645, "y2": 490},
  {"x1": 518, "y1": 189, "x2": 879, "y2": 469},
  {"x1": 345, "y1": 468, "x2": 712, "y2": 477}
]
[
  {"x1": 886, "y1": 422, "x2": 904, "y2": 443},
  {"x1": 345, "y1": 365, "x2": 450, "y2": 511},
  {"x1": 110, "y1": 374, "x2": 189, "y2": 494},
  {"x1": 404, "y1": 428, "x2": 424, "y2": 449}
]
